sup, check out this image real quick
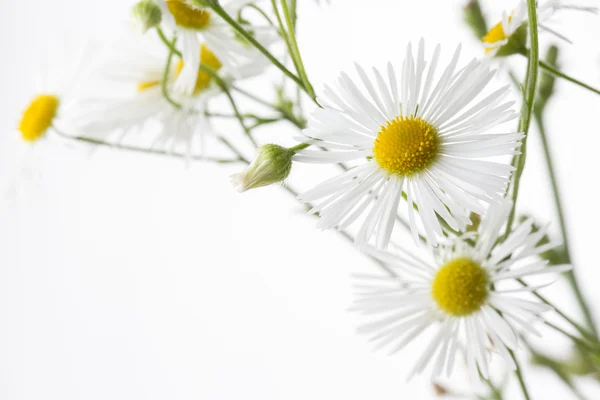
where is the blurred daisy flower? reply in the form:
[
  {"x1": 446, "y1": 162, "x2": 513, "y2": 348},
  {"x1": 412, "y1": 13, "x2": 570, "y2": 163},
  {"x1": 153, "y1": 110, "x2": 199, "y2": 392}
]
[
  {"x1": 77, "y1": 28, "x2": 266, "y2": 157},
  {"x1": 483, "y1": 0, "x2": 598, "y2": 56},
  {"x1": 350, "y1": 200, "x2": 571, "y2": 381},
  {"x1": 295, "y1": 40, "x2": 522, "y2": 248},
  {"x1": 157, "y1": 0, "x2": 273, "y2": 95}
]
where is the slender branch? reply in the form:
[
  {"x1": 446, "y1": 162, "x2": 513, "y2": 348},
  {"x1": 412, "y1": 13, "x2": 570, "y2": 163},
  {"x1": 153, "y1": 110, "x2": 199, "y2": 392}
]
[
  {"x1": 53, "y1": 129, "x2": 243, "y2": 164},
  {"x1": 518, "y1": 278, "x2": 596, "y2": 341},
  {"x1": 161, "y1": 37, "x2": 183, "y2": 109},
  {"x1": 510, "y1": 350, "x2": 532, "y2": 400},
  {"x1": 533, "y1": 114, "x2": 598, "y2": 338},
  {"x1": 209, "y1": 2, "x2": 308, "y2": 92},
  {"x1": 545, "y1": 321, "x2": 600, "y2": 353},
  {"x1": 539, "y1": 60, "x2": 600, "y2": 96},
  {"x1": 504, "y1": 0, "x2": 540, "y2": 236},
  {"x1": 156, "y1": 27, "x2": 182, "y2": 58},
  {"x1": 270, "y1": 0, "x2": 302, "y2": 76},
  {"x1": 280, "y1": 0, "x2": 317, "y2": 101}
]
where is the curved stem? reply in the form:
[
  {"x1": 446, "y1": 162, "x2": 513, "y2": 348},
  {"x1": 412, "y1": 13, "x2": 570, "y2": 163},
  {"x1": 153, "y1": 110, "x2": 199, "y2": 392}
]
[
  {"x1": 209, "y1": 2, "x2": 307, "y2": 93},
  {"x1": 534, "y1": 114, "x2": 598, "y2": 338},
  {"x1": 280, "y1": 0, "x2": 317, "y2": 101},
  {"x1": 510, "y1": 350, "x2": 532, "y2": 400},
  {"x1": 539, "y1": 60, "x2": 600, "y2": 96},
  {"x1": 504, "y1": 0, "x2": 540, "y2": 237},
  {"x1": 53, "y1": 129, "x2": 243, "y2": 164},
  {"x1": 156, "y1": 27, "x2": 182, "y2": 58},
  {"x1": 161, "y1": 37, "x2": 183, "y2": 109}
]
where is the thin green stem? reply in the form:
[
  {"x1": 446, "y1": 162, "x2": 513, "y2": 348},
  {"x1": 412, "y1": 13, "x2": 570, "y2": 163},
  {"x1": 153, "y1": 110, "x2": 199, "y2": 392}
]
[
  {"x1": 200, "y1": 65, "x2": 257, "y2": 147},
  {"x1": 243, "y1": 4, "x2": 277, "y2": 29},
  {"x1": 161, "y1": 38, "x2": 183, "y2": 109},
  {"x1": 210, "y1": 2, "x2": 307, "y2": 93},
  {"x1": 270, "y1": 0, "x2": 302, "y2": 75},
  {"x1": 156, "y1": 27, "x2": 182, "y2": 58},
  {"x1": 539, "y1": 60, "x2": 600, "y2": 96},
  {"x1": 53, "y1": 129, "x2": 243, "y2": 164},
  {"x1": 545, "y1": 321, "x2": 600, "y2": 354},
  {"x1": 280, "y1": 0, "x2": 317, "y2": 101},
  {"x1": 510, "y1": 350, "x2": 532, "y2": 400},
  {"x1": 533, "y1": 114, "x2": 598, "y2": 338},
  {"x1": 504, "y1": 0, "x2": 540, "y2": 237},
  {"x1": 518, "y1": 277, "x2": 596, "y2": 341}
]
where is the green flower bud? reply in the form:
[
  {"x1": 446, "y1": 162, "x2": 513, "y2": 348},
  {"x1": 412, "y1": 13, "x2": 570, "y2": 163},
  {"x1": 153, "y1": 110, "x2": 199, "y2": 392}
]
[
  {"x1": 464, "y1": 0, "x2": 488, "y2": 40},
  {"x1": 536, "y1": 45, "x2": 559, "y2": 112},
  {"x1": 132, "y1": 0, "x2": 162, "y2": 33},
  {"x1": 231, "y1": 144, "x2": 294, "y2": 192}
]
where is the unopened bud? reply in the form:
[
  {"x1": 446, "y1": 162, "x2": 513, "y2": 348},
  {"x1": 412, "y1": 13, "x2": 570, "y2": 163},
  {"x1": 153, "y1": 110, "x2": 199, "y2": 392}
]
[
  {"x1": 132, "y1": 0, "x2": 162, "y2": 33},
  {"x1": 231, "y1": 144, "x2": 294, "y2": 192},
  {"x1": 464, "y1": 0, "x2": 488, "y2": 40},
  {"x1": 536, "y1": 45, "x2": 559, "y2": 112}
]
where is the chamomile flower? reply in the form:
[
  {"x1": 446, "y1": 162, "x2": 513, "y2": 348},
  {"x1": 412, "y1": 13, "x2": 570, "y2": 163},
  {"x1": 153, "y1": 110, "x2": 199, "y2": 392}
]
[
  {"x1": 295, "y1": 40, "x2": 522, "y2": 248},
  {"x1": 157, "y1": 0, "x2": 272, "y2": 95},
  {"x1": 483, "y1": 0, "x2": 598, "y2": 56},
  {"x1": 350, "y1": 200, "x2": 571, "y2": 381},
  {"x1": 77, "y1": 28, "x2": 263, "y2": 156}
]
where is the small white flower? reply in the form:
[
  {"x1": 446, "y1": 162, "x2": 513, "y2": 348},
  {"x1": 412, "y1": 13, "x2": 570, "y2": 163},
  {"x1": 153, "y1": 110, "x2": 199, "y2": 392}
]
[
  {"x1": 350, "y1": 200, "x2": 571, "y2": 381},
  {"x1": 77, "y1": 28, "x2": 262, "y2": 157},
  {"x1": 295, "y1": 40, "x2": 522, "y2": 248},
  {"x1": 483, "y1": 0, "x2": 598, "y2": 56},
  {"x1": 158, "y1": 0, "x2": 273, "y2": 94}
]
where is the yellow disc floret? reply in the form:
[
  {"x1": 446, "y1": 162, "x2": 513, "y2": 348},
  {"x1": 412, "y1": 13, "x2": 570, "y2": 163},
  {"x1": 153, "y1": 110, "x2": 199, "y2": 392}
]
[
  {"x1": 482, "y1": 16, "x2": 513, "y2": 54},
  {"x1": 373, "y1": 116, "x2": 440, "y2": 176},
  {"x1": 19, "y1": 94, "x2": 60, "y2": 142},
  {"x1": 175, "y1": 44, "x2": 223, "y2": 94},
  {"x1": 166, "y1": 0, "x2": 211, "y2": 30},
  {"x1": 432, "y1": 257, "x2": 489, "y2": 317}
]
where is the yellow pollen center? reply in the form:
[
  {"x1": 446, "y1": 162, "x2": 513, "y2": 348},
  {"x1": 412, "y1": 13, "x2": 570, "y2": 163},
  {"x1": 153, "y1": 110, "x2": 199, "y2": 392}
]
[
  {"x1": 137, "y1": 80, "x2": 160, "y2": 92},
  {"x1": 482, "y1": 15, "x2": 513, "y2": 54},
  {"x1": 175, "y1": 44, "x2": 223, "y2": 94},
  {"x1": 167, "y1": 0, "x2": 211, "y2": 30},
  {"x1": 19, "y1": 94, "x2": 60, "y2": 142},
  {"x1": 432, "y1": 257, "x2": 489, "y2": 317},
  {"x1": 373, "y1": 116, "x2": 440, "y2": 176}
]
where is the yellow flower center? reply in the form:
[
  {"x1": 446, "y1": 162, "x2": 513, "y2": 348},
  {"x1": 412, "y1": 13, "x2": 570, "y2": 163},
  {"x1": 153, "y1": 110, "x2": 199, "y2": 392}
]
[
  {"x1": 137, "y1": 81, "x2": 160, "y2": 92},
  {"x1": 175, "y1": 44, "x2": 223, "y2": 94},
  {"x1": 18, "y1": 94, "x2": 60, "y2": 142},
  {"x1": 373, "y1": 116, "x2": 440, "y2": 176},
  {"x1": 432, "y1": 257, "x2": 489, "y2": 317},
  {"x1": 166, "y1": 0, "x2": 211, "y2": 30},
  {"x1": 482, "y1": 15, "x2": 513, "y2": 54}
]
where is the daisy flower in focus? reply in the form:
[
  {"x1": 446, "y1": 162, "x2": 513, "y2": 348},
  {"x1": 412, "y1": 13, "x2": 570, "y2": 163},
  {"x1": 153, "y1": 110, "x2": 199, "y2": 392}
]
[
  {"x1": 157, "y1": 0, "x2": 272, "y2": 95},
  {"x1": 350, "y1": 200, "x2": 571, "y2": 381},
  {"x1": 295, "y1": 40, "x2": 522, "y2": 248},
  {"x1": 77, "y1": 28, "x2": 265, "y2": 156},
  {"x1": 482, "y1": 0, "x2": 598, "y2": 56}
]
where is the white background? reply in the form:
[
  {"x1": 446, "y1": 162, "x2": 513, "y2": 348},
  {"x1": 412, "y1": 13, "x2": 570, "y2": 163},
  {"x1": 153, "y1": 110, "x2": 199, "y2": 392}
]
[{"x1": 2, "y1": 0, "x2": 600, "y2": 399}]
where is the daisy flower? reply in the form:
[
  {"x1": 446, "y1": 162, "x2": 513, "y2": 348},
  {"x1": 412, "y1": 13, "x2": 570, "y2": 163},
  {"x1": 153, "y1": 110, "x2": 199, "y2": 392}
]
[
  {"x1": 77, "y1": 28, "x2": 264, "y2": 156},
  {"x1": 350, "y1": 200, "x2": 571, "y2": 381},
  {"x1": 295, "y1": 40, "x2": 522, "y2": 248},
  {"x1": 157, "y1": 0, "x2": 272, "y2": 94},
  {"x1": 483, "y1": 0, "x2": 598, "y2": 56}
]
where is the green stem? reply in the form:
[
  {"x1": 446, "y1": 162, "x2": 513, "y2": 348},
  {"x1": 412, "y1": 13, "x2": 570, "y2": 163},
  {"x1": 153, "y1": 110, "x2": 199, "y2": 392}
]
[
  {"x1": 504, "y1": 0, "x2": 540, "y2": 237},
  {"x1": 519, "y1": 277, "x2": 596, "y2": 341},
  {"x1": 161, "y1": 37, "x2": 183, "y2": 109},
  {"x1": 539, "y1": 60, "x2": 600, "y2": 96},
  {"x1": 156, "y1": 27, "x2": 182, "y2": 58},
  {"x1": 545, "y1": 321, "x2": 600, "y2": 354},
  {"x1": 510, "y1": 350, "x2": 532, "y2": 400},
  {"x1": 53, "y1": 130, "x2": 243, "y2": 164},
  {"x1": 280, "y1": 0, "x2": 317, "y2": 101},
  {"x1": 270, "y1": 0, "x2": 302, "y2": 76},
  {"x1": 533, "y1": 114, "x2": 598, "y2": 338},
  {"x1": 209, "y1": 2, "x2": 308, "y2": 93}
]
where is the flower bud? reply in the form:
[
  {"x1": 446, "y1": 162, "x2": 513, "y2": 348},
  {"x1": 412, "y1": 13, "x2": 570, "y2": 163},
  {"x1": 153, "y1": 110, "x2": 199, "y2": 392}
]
[
  {"x1": 231, "y1": 144, "x2": 294, "y2": 192},
  {"x1": 463, "y1": 0, "x2": 488, "y2": 40},
  {"x1": 536, "y1": 45, "x2": 559, "y2": 112},
  {"x1": 132, "y1": 0, "x2": 162, "y2": 33}
]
